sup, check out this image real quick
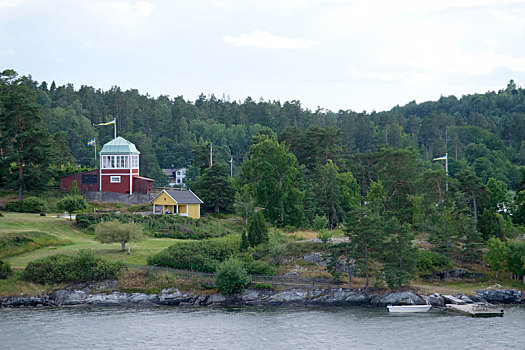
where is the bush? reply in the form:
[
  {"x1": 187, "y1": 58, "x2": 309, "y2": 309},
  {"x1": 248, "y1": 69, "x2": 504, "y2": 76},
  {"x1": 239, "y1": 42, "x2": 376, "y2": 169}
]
[
  {"x1": 253, "y1": 283, "x2": 275, "y2": 290},
  {"x1": 312, "y1": 215, "x2": 329, "y2": 231},
  {"x1": 247, "y1": 211, "x2": 268, "y2": 247},
  {"x1": 4, "y1": 197, "x2": 47, "y2": 213},
  {"x1": 147, "y1": 235, "x2": 241, "y2": 272},
  {"x1": 75, "y1": 213, "x2": 236, "y2": 239},
  {"x1": 416, "y1": 250, "x2": 454, "y2": 274},
  {"x1": 22, "y1": 250, "x2": 124, "y2": 284},
  {"x1": 215, "y1": 257, "x2": 249, "y2": 295},
  {"x1": 0, "y1": 260, "x2": 13, "y2": 279}
]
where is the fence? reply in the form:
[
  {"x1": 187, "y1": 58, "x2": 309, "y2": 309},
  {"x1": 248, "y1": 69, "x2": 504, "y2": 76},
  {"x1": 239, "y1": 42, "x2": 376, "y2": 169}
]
[{"x1": 126, "y1": 264, "x2": 342, "y2": 288}]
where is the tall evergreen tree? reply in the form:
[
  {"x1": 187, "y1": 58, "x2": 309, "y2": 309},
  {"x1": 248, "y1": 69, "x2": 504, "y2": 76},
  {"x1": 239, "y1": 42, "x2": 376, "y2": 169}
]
[
  {"x1": 192, "y1": 163, "x2": 235, "y2": 213},
  {"x1": 0, "y1": 70, "x2": 52, "y2": 198}
]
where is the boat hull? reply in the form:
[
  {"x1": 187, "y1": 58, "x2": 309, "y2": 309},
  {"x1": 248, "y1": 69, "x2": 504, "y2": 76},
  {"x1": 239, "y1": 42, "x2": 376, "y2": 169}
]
[{"x1": 387, "y1": 305, "x2": 432, "y2": 313}]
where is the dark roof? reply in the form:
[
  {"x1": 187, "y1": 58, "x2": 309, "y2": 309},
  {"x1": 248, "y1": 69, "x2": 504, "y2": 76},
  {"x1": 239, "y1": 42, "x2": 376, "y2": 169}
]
[{"x1": 164, "y1": 190, "x2": 203, "y2": 204}]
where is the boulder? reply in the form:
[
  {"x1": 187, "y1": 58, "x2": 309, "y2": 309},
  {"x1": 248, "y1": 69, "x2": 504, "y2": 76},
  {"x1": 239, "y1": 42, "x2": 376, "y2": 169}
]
[
  {"x1": 424, "y1": 293, "x2": 445, "y2": 307},
  {"x1": 266, "y1": 289, "x2": 308, "y2": 305},
  {"x1": 475, "y1": 289, "x2": 522, "y2": 304},
  {"x1": 373, "y1": 292, "x2": 426, "y2": 306},
  {"x1": 85, "y1": 292, "x2": 130, "y2": 306}
]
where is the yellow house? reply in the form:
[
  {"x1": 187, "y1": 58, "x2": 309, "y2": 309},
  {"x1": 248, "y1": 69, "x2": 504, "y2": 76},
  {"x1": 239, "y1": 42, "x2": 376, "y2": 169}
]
[{"x1": 151, "y1": 189, "x2": 203, "y2": 219}]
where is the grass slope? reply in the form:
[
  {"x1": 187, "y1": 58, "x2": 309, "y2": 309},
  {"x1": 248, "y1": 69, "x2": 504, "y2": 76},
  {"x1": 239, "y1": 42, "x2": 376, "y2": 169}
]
[{"x1": 0, "y1": 213, "x2": 182, "y2": 269}]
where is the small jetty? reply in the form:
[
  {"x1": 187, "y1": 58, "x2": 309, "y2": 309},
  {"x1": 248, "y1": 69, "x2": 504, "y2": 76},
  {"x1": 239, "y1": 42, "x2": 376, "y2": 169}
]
[{"x1": 443, "y1": 295, "x2": 504, "y2": 317}]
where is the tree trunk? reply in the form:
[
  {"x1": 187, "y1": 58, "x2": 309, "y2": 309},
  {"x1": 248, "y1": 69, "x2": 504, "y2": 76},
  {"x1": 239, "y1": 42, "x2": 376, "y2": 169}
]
[
  {"x1": 121, "y1": 242, "x2": 126, "y2": 251},
  {"x1": 345, "y1": 246, "x2": 352, "y2": 288},
  {"x1": 472, "y1": 191, "x2": 478, "y2": 227},
  {"x1": 17, "y1": 161, "x2": 23, "y2": 200},
  {"x1": 364, "y1": 240, "x2": 369, "y2": 288}
]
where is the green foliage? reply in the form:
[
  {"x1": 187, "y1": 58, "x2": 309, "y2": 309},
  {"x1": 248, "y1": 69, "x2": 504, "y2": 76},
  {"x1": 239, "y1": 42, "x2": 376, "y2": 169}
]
[
  {"x1": 22, "y1": 250, "x2": 124, "y2": 284},
  {"x1": 4, "y1": 197, "x2": 48, "y2": 213},
  {"x1": 147, "y1": 235, "x2": 241, "y2": 272},
  {"x1": 484, "y1": 237, "x2": 507, "y2": 277},
  {"x1": 234, "y1": 187, "x2": 255, "y2": 226},
  {"x1": 311, "y1": 215, "x2": 329, "y2": 231},
  {"x1": 242, "y1": 135, "x2": 305, "y2": 227},
  {"x1": 57, "y1": 195, "x2": 86, "y2": 219},
  {"x1": 76, "y1": 213, "x2": 236, "y2": 239},
  {"x1": 382, "y1": 265, "x2": 412, "y2": 290},
  {"x1": 0, "y1": 231, "x2": 71, "y2": 259},
  {"x1": 317, "y1": 230, "x2": 332, "y2": 243},
  {"x1": 253, "y1": 283, "x2": 275, "y2": 290},
  {"x1": 94, "y1": 220, "x2": 144, "y2": 251},
  {"x1": 68, "y1": 180, "x2": 81, "y2": 196},
  {"x1": 416, "y1": 250, "x2": 454, "y2": 274},
  {"x1": 214, "y1": 257, "x2": 249, "y2": 295},
  {"x1": 247, "y1": 211, "x2": 268, "y2": 247},
  {"x1": 505, "y1": 241, "x2": 525, "y2": 279},
  {"x1": 192, "y1": 163, "x2": 236, "y2": 213},
  {"x1": 0, "y1": 260, "x2": 13, "y2": 279}
]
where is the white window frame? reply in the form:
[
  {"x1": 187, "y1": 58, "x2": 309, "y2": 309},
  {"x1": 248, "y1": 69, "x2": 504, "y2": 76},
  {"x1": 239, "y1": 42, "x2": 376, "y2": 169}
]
[{"x1": 110, "y1": 176, "x2": 121, "y2": 183}]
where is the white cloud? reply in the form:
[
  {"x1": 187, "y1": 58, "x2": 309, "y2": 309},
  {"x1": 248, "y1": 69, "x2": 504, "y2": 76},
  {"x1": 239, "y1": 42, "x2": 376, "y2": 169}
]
[
  {"x1": 223, "y1": 30, "x2": 319, "y2": 49},
  {"x1": 0, "y1": 48, "x2": 14, "y2": 56}
]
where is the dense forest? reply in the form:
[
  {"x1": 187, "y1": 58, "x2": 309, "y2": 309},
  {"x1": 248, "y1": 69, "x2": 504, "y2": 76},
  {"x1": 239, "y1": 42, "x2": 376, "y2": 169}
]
[{"x1": 2, "y1": 69, "x2": 525, "y2": 285}]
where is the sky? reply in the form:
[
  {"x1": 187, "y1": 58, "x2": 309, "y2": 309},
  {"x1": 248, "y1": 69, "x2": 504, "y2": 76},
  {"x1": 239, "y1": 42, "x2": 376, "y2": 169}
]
[{"x1": 1, "y1": 0, "x2": 525, "y2": 113}]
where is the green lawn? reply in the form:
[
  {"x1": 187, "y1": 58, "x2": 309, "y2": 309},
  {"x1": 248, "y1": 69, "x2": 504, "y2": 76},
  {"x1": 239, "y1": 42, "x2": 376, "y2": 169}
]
[{"x1": 0, "y1": 212, "x2": 180, "y2": 269}]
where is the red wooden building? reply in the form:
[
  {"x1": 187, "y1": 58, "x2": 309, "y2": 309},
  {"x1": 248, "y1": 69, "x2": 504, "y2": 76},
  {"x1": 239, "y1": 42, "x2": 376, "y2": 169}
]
[{"x1": 60, "y1": 137, "x2": 154, "y2": 195}]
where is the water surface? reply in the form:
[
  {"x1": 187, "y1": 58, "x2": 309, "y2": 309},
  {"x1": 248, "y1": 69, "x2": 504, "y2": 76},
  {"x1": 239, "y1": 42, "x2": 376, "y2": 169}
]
[{"x1": 1, "y1": 305, "x2": 523, "y2": 349}]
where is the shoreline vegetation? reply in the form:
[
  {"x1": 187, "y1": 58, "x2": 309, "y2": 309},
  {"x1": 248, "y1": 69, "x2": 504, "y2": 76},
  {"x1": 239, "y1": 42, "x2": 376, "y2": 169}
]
[{"x1": 1, "y1": 211, "x2": 523, "y2": 305}]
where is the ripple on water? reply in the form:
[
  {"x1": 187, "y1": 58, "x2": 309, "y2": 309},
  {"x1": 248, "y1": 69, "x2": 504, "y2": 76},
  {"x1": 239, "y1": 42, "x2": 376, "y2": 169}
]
[{"x1": 0, "y1": 305, "x2": 523, "y2": 350}]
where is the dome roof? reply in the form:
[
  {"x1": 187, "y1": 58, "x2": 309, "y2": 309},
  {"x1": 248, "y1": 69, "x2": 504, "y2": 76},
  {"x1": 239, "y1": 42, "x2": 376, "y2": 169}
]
[{"x1": 100, "y1": 137, "x2": 140, "y2": 155}]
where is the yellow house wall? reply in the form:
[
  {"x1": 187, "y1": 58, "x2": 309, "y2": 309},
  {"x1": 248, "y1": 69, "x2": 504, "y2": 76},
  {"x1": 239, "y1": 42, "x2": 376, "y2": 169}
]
[
  {"x1": 187, "y1": 204, "x2": 200, "y2": 219},
  {"x1": 153, "y1": 192, "x2": 177, "y2": 205},
  {"x1": 152, "y1": 191, "x2": 200, "y2": 219}
]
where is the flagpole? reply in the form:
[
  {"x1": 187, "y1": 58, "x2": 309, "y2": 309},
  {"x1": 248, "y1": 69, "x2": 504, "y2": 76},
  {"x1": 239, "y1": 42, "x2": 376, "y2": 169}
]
[
  {"x1": 94, "y1": 138, "x2": 97, "y2": 160},
  {"x1": 114, "y1": 119, "x2": 117, "y2": 139}
]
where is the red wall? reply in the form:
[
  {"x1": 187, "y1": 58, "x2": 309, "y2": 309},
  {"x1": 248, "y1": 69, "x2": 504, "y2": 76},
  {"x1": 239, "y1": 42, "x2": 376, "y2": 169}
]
[
  {"x1": 59, "y1": 170, "x2": 99, "y2": 193},
  {"x1": 101, "y1": 174, "x2": 132, "y2": 194}
]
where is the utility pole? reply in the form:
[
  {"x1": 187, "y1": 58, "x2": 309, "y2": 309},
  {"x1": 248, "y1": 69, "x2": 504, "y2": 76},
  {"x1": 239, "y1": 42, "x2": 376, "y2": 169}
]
[
  {"x1": 229, "y1": 158, "x2": 233, "y2": 177},
  {"x1": 432, "y1": 153, "x2": 448, "y2": 192}
]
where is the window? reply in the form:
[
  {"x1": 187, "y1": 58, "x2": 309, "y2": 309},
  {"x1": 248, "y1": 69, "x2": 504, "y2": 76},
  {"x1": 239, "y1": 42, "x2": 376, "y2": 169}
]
[
  {"x1": 177, "y1": 171, "x2": 180, "y2": 175},
  {"x1": 110, "y1": 176, "x2": 121, "y2": 183},
  {"x1": 176, "y1": 179, "x2": 180, "y2": 183},
  {"x1": 131, "y1": 155, "x2": 139, "y2": 168}
]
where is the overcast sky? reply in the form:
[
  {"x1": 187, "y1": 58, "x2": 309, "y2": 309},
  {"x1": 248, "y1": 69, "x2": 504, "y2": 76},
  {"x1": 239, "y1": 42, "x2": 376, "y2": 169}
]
[{"x1": 1, "y1": 0, "x2": 524, "y2": 112}]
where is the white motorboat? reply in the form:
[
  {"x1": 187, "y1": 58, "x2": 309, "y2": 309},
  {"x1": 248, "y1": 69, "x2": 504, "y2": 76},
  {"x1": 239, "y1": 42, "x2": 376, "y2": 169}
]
[{"x1": 387, "y1": 304, "x2": 432, "y2": 313}]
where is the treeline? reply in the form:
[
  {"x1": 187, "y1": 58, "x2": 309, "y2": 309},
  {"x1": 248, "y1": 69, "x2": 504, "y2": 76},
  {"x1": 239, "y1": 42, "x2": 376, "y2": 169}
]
[{"x1": 2, "y1": 70, "x2": 524, "y2": 188}]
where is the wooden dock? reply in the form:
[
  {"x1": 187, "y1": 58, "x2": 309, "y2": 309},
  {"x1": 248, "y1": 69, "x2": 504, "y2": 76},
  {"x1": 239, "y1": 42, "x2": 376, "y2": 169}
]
[{"x1": 446, "y1": 304, "x2": 504, "y2": 317}]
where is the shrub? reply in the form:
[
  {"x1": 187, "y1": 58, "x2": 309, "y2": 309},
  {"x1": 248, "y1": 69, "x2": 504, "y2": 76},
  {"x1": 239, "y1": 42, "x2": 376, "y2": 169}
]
[
  {"x1": 147, "y1": 235, "x2": 241, "y2": 272},
  {"x1": 253, "y1": 283, "x2": 275, "y2": 290},
  {"x1": 416, "y1": 250, "x2": 454, "y2": 274},
  {"x1": 22, "y1": 250, "x2": 124, "y2": 284},
  {"x1": 215, "y1": 257, "x2": 249, "y2": 295},
  {"x1": 312, "y1": 215, "x2": 329, "y2": 231},
  {"x1": 0, "y1": 260, "x2": 13, "y2": 279},
  {"x1": 4, "y1": 197, "x2": 47, "y2": 213},
  {"x1": 57, "y1": 195, "x2": 87, "y2": 220},
  {"x1": 317, "y1": 230, "x2": 332, "y2": 243},
  {"x1": 247, "y1": 211, "x2": 268, "y2": 247}
]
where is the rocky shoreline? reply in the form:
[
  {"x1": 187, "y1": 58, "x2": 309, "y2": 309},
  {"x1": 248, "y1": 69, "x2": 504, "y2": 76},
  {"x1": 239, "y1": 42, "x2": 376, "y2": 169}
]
[{"x1": 1, "y1": 283, "x2": 523, "y2": 308}]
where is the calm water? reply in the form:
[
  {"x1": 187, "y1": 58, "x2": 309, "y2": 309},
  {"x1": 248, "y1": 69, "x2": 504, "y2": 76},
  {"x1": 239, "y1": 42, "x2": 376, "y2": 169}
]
[{"x1": 1, "y1": 305, "x2": 523, "y2": 350}]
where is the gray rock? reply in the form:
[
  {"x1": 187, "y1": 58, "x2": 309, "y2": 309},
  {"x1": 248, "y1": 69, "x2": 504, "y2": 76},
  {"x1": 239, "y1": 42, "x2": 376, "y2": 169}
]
[
  {"x1": 267, "y1": 289, "x2": 308, "y2": 305},
  {"x1": 373, "y1": 292, "x2": 425, "y2": 306},
  {"x1": 424, "y1": 293, "x2": 445, "y2": 307},
  {"x1": 475, "y1": 289, "x2": 522, "y2": 304},
  {"x1": 128, "y1": 293, "x2": 157, "y2": 304},
  {"x1": 303, "y1": 252, "x2": 326, "y2": 266},
  {"x1": 459, "y1": 294, "x2": 474, "y2": 304},
  {"x1": 85, "y1": 292, "x2": 130, "y2": 306}
]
